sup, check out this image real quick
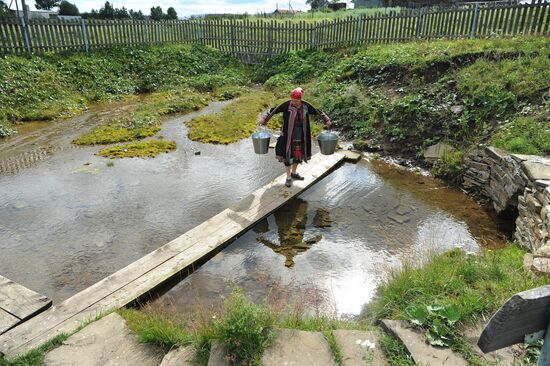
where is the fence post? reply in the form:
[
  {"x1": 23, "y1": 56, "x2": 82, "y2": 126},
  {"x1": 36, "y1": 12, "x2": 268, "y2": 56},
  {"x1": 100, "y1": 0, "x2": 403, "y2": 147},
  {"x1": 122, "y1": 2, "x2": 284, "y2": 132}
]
[
  {"x1": 18, "y1": 16, "x2": 32, "y2": 56},
  {"x1": 311, "y1": 23, "x2": 317, "y2": 50},
  {"x1": 470, "y1": 3, "x2": 480, "y2": 38},
  {"x1": 80, "y1": 18, "x2": 89, "y2": 53},
  {"x1": 416, "y1": 8, "x2": 424, "y2": 38},
  {"x1": 268, "y1": 21, "x2": 273, "y2": 56}
]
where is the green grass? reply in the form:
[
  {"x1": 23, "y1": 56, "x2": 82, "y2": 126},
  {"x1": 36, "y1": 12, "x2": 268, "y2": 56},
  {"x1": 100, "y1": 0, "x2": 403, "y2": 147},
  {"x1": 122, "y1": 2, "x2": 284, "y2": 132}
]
[
  {"x1": 492, "y1": 115, "x2": 550, "y2": 155},
  {"x1": 187, "y1": 90, "x2": 280, "y2": 144},
  {"x1": 73, "y1": 90, "x2": 209, "y2": 146},
  {"x1": 98, "y1": 138, "x2": 176, "y2": 158},
  {"x1": 365, "y1": 245, "x2": 550, "y2": 348},
  {"x1": 0, "y1": 334, "x2": 69, "y2": 366},
  {"x1": 379, "y1": 333, "x2": 415, "y2": 366}
]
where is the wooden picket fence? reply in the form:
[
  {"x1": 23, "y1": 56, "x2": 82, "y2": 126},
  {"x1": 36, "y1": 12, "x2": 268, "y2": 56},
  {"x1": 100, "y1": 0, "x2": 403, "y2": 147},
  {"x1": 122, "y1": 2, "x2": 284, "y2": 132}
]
[{"x1": 1, "y1": 0, "x2": 548, "y2": 63}]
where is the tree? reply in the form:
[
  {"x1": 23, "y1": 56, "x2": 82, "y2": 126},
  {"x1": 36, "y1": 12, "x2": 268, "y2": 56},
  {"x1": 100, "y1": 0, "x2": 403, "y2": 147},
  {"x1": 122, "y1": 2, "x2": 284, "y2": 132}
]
[
  {"x1": 129, "y1": 9, "x2": 144, "y2": 20},
  {"x1": 35, "y1": 0, "x2": 60, "y2": 10},
  {"x1": 99, "y1": 1, "x2": 114, "y2": 19},
  {"x1": 58, "y1": 0, "x2": 79, "y2": 15},
  {"x1": 306, "y1": 0, "x2": 328, "y2": 10},
  {"x1": 0, "y1": 0, "x2": 7, "y2": 17},
  {"x1": 150, "y1": 6, "x2": 164, "y2": 21},
  {"x1": 166, "y1": 7, "x2": 177, "y2": 20},
  {"x1": 114, "y1": 6, "x2": 129, "y2": 19}
]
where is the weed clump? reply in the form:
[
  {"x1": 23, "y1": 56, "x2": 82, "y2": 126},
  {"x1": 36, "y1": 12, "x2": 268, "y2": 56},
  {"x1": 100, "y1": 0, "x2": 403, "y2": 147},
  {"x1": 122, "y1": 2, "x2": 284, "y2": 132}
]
[{"x1": 98, "y1": 139, "x2": 176, "y2": 159}]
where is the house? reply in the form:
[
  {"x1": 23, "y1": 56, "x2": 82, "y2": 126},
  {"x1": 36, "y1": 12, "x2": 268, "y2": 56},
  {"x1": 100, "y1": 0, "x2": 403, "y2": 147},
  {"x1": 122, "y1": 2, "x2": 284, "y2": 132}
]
[
  {"x1": 328, "y1": 2, "x2": 347, "y2": 10},
  {"x1": 354, "y1": 0, "x2": 383, "y2": 8},
  {"x1": 10, "y1": 6, "x2": 57, "y2": 19}
]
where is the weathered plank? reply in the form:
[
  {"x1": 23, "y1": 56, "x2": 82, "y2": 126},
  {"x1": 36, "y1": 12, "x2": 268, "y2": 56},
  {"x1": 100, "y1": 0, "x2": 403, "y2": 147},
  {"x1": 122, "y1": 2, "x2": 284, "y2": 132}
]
[
  {"x1": 0, "y1": 309, "x2": 18, "y2": 335},
  {"x1": 478, "y1": 284, "x2": 550, "y2": 353},
  {"x1": 0, "y1": 152, "x2": 345, "y2": 359},
  {"x1": 0, "y1": 276, "x2": 51, "y2": 320}
]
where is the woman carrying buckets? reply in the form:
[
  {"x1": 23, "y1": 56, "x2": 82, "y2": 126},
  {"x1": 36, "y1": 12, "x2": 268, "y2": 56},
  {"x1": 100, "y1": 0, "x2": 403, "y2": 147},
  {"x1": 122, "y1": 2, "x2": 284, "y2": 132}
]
[{"x1": 257, "y1": 87, "x2": 332, "y2": 188}]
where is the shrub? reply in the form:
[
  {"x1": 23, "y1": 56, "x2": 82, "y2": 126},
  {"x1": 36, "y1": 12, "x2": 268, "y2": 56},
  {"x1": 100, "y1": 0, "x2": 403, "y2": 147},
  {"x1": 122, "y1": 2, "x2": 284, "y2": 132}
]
[
  {"x1": 214, "y1": 288, "x2": 275, "y2": 366},
  {"x1": 431, "y1": 150, "x2": 465, "y2": 185}
]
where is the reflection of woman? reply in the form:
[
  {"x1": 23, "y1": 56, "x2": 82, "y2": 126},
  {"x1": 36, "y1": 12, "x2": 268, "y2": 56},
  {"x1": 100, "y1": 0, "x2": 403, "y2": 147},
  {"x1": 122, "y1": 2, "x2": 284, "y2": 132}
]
[
  {"x1": 257, "y1": 88, "x2": 331, "y2": 188},
  {"x1": 257, "y1": 198, "x2": 322, "y2": 267}
]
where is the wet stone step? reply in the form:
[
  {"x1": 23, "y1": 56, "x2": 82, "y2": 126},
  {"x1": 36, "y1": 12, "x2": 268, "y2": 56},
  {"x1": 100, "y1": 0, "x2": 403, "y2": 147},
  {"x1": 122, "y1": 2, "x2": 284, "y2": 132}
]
[
  {"x1": 207, "y1": 329, "x2": 338, "y2": 366},
  {"x1": 160, "y1": 345, "x2": 195, "y2": 366},
  {"x1": 333, "y1": 329, "x2": 387, "y2": 366},
  {"x1": 44, "y1": 313, "x2": 163, "y2": 366},
  {"x1": 380, "y1": 319, "x2": 468, "y2": 366}
]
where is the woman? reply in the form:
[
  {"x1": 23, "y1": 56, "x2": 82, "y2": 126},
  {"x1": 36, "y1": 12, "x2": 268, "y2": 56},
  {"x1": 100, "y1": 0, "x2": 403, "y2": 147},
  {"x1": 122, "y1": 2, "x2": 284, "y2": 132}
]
[{"x1": 257, "y1": 88, "x2": 331, "y2": 187}]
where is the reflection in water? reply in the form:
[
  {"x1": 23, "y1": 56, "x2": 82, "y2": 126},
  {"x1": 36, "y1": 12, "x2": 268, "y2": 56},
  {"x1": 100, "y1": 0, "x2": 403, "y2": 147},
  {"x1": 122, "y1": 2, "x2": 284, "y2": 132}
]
[{"x1": 256, "y1": 198, "x2": 327, "y2": 267}]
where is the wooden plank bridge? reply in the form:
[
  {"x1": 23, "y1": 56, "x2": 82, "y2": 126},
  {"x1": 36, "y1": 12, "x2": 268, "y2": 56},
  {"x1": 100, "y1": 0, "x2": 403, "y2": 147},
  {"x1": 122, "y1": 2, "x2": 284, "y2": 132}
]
[{"x1": 0, "y1": 151, "x2": 356, "y2": 360}]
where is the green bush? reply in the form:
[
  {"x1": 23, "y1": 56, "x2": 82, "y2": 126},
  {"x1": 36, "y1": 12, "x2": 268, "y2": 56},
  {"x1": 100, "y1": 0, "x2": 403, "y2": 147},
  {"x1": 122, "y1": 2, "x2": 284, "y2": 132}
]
[{"x1": 214, "y1": 288, "x2": 275, "y2": 366}]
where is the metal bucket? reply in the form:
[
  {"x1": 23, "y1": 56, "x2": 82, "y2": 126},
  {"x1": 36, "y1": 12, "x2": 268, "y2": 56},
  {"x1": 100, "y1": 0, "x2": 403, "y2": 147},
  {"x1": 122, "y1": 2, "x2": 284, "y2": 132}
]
[
  {"x1": 252, "y1": 131, "x2": 271, "y2": 154},
  {"x1": 317, "y1": 130, "x2": 338, "y2": 155}
]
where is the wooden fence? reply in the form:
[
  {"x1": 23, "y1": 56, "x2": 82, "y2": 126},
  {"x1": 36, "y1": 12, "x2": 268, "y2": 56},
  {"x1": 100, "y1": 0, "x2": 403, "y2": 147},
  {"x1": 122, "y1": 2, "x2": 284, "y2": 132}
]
[{"x1": 1, "y1": 0, "x2": 548, "y2": 63}]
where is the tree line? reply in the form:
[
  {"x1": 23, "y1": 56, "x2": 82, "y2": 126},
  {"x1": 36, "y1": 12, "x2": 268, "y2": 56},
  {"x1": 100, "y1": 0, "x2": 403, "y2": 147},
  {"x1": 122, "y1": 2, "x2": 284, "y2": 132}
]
[{"x1": 2, "y1": 0, "x2": 178, "y2": 20}]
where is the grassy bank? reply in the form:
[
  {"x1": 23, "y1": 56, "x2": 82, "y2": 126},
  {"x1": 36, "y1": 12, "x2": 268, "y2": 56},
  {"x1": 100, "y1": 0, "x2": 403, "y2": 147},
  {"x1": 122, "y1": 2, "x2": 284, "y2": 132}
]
[
  {"x1": 254, "y1": 36, "x2": 550, "y2": 181},
  {"x1": 117, "y1": 244, "x2": 547, "y2": 366},
  {"x1": 0, "y1": 45, "x2": 247, "y2": 138}
]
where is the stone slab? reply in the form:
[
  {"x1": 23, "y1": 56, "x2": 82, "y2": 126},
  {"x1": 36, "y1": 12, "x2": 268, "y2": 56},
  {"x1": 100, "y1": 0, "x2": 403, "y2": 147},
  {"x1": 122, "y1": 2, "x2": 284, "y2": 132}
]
[
  {"x1": 463, "y1": 321, "x2": 521, "y2": 366},
  {"x1": 424, "y1": 143, "x2": 455, "y2": 161},
  {"x1": 44, "y1": 313, "x2": 163, "y2": 366},
  {"x1": 522, "y1": 160, "x2": 550, "y2": 181},
  {"x1": 261, "y1": 329, "x2": 338, "y2": 366},
  {"x1": 160, "y1": 346, "x2": 195, "y2": 366},
  {"x1": 340, "y1": 150, "x2": 362, "y2": 163},
  {"x1": 532, "y1": 257, "x2": 550, "y2": 274},
  {"x1": 333, "y1": 329, "x2": 387, "y2": 366},
  {"x1": 380, "y1": 320, "x2": 467, "y2": 366},
  {"x1": 207, "y1": 342, "x2": 230, "y2": 366}
]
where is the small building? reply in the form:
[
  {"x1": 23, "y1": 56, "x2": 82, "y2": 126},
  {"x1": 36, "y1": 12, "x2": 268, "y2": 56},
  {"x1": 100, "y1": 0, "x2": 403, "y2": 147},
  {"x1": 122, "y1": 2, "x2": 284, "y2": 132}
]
[
  {"x1": 328, "y1": 2, "x2": 347, "y2": 10},
  {"x1": 273, "y1": 8, "x2": 301, "y2": 14},
  {"x1": 9, "y1": 6, "x2": 58, "y2": 19},
  {"x1": 354, "y1": 0, "x2": 383, "y2": 8},
  {"x1": 57, "y1": 15, "x2": 82, "y2": 20}
]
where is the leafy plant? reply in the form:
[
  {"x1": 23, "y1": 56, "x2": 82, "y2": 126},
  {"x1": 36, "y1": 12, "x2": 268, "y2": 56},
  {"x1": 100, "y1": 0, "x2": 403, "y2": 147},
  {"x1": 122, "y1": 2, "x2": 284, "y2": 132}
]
[
  {"x1": 214, "y1": 288, "x2": 275, "y2": 366},
  {"x1": 406, "y1": 304, "x2": 460, "y2": 347}
]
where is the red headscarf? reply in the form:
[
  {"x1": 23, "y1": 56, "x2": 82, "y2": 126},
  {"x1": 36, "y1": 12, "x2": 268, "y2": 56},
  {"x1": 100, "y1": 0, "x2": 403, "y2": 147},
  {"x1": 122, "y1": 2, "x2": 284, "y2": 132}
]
[{"x1": 291, "y1": 88, "x2": 304, "y2": 100}]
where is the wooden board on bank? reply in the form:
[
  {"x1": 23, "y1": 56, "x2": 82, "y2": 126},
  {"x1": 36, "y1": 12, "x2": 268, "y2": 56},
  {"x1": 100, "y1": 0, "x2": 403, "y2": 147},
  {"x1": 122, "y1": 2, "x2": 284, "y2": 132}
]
[
  {"x1": 0, "y1": 152, "x2": 346, "y2": 359},
  {"x1": 0, "y1": 275, "x2": 52, "y2": 335}
]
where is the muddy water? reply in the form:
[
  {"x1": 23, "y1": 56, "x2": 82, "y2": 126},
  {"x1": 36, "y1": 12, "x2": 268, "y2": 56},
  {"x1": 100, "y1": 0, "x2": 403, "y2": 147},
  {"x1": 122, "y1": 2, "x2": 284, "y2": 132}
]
[{"x1": 1, "y1": 101, "x2": 505, "y2": 314}]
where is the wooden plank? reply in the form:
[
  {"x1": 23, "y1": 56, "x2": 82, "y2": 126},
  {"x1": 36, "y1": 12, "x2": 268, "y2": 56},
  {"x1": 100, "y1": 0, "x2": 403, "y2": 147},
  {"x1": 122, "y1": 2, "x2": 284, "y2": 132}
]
[
  {"x1": 0, "y1": 152, "x2": 345, "y2": 359},
  {"x1": 0, "y1": 308, "x2": 19, "y2": 335},
  {"x1": 478, "y1": 284, "x2": 550, "y2": 353},
  {"x1": 0, "y1": 275, "x2": 51, "y2": 320}
]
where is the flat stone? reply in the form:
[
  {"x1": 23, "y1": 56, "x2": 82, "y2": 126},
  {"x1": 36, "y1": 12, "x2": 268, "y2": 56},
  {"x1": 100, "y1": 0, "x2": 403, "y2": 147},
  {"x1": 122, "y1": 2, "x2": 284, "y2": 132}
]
[
  {"x1": 424, "y1": 143, "x2": 456, "y2": 162},
  {"x1": 160, "y1": 346, "x2": 195, "y2": 366},
  {"x1": 395, "y1": 205, "x2": 411, "y2": 216},
  {"x1": 261, "y1": 329, "x2": 338, "y2": 366},
  {"x1": 535, "y1": 180, "x2": 550, "y2": 189},
  {"x1": 341, "y1": 150, "x2": 362, "y2": 163},
  {"x1": 462, "y1": 321, "x2": 522, "y2": 365},
  {"x1": 485, "y1": 146, "x2": 509, "y2": 161},
  {"x1": 535, "y1": 245, "x2": 550, "y2": 258},
  {"x1": 532, "y1": 257, "x2": 550, "y2": 274},
  {"x1": 44, "y1": 313, "x2": 163, "y2": 366},
  {"x1": 333, "y1": 329, "x2": 387, "y2": 366},
  {"x1": 524, "y1": 253, "x2": 534, "y2": 271},
  {"x1": 380, "y1": 320, "x2": 467, "y2": 366},
  {"x1": 207, "y1": 342, "x2": 230, "y2": 366},
  {"x1": 522, "y1": 160, "x2": 550, "y2": 181},
  {"x1": 387, "y1": 213, "x2": 410, "y2": 224}
]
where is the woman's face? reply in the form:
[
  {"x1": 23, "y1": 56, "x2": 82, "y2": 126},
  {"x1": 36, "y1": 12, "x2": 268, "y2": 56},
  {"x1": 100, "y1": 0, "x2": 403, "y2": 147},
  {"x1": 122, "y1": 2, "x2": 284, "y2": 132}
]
[{"x1": 290, "y1": 98, "x2": 302, "y2": 107}]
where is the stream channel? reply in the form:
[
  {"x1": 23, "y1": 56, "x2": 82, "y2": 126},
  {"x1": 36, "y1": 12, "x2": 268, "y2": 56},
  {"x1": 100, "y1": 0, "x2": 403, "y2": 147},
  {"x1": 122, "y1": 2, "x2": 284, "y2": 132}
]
[{"x1": 0, "y1": 99, "x2": 507, "y2": 317}]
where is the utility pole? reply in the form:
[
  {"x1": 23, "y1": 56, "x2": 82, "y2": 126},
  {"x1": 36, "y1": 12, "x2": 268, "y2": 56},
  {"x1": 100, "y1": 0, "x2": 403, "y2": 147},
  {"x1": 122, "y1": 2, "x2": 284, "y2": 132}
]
[{"x1": 20, "y1": 0, "x2": 29, "y2": 22}]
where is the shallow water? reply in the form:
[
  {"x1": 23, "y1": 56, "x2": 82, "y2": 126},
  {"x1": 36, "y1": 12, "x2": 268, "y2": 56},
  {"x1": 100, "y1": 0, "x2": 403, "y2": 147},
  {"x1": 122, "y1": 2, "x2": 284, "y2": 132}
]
[
  {"x1": 150, "y1": 158, "x2": 506, "y2": 317},
  {"x1": 0, "y1": 101, "x2": 505, "y2": 314}
]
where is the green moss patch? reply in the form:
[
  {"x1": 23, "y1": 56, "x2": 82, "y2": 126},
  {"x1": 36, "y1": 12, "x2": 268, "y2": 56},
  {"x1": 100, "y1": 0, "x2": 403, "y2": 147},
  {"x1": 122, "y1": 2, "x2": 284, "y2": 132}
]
[
  {"x1": 98, "y1": 139, "x2": 176, "y2": 158},
  {"x1": 73, "y1": 90, "x2": 209, "y2": 146},
  {"x1": 187, "y1": 91, "x2": 280, "y2": 144}
]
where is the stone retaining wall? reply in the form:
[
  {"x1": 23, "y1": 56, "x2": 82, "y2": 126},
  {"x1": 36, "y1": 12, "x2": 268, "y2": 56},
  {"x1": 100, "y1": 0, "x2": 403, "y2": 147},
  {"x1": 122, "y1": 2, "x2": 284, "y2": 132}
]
[{"x1": 462, "y1": 146, "x2": 550, "y2": 252}]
